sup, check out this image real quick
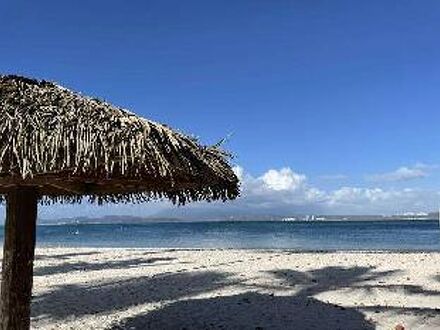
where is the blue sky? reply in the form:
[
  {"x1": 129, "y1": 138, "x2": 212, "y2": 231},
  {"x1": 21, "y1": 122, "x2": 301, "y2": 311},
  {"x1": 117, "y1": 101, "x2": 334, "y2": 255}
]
[{"x1": 2, "y1": 1, "x2": 440, "y2": 217}]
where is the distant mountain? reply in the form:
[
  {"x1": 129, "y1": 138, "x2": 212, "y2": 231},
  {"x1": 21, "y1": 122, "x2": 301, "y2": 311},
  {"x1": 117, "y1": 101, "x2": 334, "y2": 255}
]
[
  {"x1": 38, "y1": 210, "x2": 440, "y2": 225},
  {"x1": 38, "y1": 215, "x2": 181, "y2": 225},
  {"x1": 39, "y1": 214, "x2": 286, "y2": 225},
  {"x1": 151, "y1": 205, "x2": 287, "y2": 221}
]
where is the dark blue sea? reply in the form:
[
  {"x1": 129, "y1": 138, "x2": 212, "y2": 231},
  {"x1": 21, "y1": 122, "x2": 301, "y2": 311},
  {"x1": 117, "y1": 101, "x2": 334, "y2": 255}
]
[{"x1": 4, "y1": 220, "x2": 439, "y2": 251}]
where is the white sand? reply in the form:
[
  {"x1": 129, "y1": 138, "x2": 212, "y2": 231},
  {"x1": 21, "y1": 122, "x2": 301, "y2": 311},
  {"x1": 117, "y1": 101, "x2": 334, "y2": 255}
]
[{"x1": 24, "y1": 248, "x2": 440, "y2": 329}]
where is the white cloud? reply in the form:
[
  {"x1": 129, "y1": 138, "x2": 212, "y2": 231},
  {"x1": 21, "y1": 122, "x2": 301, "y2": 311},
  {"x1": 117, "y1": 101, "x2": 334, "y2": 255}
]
[
  {"x1": 325, "y1": 186, "x2": 439, "y2": 214},
  {"x1": 225, "y1": 167, "x2": 327, "y2": 212},
  {"x1": 328, "y1": 187, "x2": 390, "y2": 204},
  {"x1": 367, "y1": 163, "x2": 435, "y2": 182},
  {"x1": 261, "y1": 168, "x2": 306, "y2": 191},
  {"x1": 232, "y1": 165, "x2": 244, "y2": 180},
  {"x1": 222, "y1": 166, "x2": 440, "y2": 215}
]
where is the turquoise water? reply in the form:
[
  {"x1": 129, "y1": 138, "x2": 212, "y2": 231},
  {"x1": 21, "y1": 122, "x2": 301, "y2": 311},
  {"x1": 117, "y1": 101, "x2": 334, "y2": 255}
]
[{"x1": 4, "y1": 220, "x2": 438, "y2": 251}]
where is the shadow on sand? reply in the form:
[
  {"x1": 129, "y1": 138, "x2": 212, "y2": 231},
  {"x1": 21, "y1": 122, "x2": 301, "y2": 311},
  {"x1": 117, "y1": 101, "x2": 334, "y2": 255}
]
[
  {"x1": 106, "y1": 266, "x2": 440, "y2": 330},
  {"x1": 106, "y1": 266, "x2": 386, "y2": 330},
  {"x1": 32, "y1": 271, "x2": 232, "y2": 320},
  {"x1": 108, "y1": 291, "x2": 374, "y2": 330},
  {"x1": 32, "y1": 261, "x2": 440, "y2": 330},
  {"x1": 35, "y1": 251, "x2": 101, "y2": 260},
  {"x1": 34, "y1": 257, "x2": 176, "y2": 276}
]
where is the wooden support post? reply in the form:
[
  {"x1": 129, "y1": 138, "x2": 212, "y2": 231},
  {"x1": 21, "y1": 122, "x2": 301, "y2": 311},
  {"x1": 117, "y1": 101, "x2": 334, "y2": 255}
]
[{"x1": 1, "y1": 187, "x2": 38, "y2": 330}]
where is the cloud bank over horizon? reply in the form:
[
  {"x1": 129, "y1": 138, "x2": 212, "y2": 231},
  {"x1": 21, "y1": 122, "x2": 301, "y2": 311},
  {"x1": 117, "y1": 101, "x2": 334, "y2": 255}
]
[
  {"x1": 220, "y1": 165, "x2": 440, "y2": 215},
  {"x1": 1, "y1": 164, "x2": 438, "y2": 220}
]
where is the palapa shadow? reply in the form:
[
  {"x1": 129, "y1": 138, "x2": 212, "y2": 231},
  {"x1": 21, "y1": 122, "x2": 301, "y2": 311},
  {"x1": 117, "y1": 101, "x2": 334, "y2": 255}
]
[
  {"x1": 32, "y1": 264, "x2": 440, "y2": 329},
  {"x1": 35, "y1": 251, "x2": 101, "y2": 261},
  {"x1": 106, "y1": 266, "x2": 386, "y2": 330},
  {"x1": 269, "y1": 266, "x2": 440, "y2": 327},
  {"x1": 33, "y1": 257, "x2": 176, "y2": 276},
  {"x1": 108, "y1": 291, "x2": 375, "y2": 330},
  {"x1": 31, "y1": 271, "x2": 232, "y2": 320},
  {"x1": 106, "y1": 265, "x2": 440, "y2": 329},
  {"x1": 270, "y1": 266, "x2": 398, "y2": 298}
]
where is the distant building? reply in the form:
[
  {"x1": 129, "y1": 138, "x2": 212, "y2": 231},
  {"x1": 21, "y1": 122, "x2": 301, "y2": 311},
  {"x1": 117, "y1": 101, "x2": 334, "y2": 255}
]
[{"x1": 282, "y1": 217, "x2": 298, "y2": 222}]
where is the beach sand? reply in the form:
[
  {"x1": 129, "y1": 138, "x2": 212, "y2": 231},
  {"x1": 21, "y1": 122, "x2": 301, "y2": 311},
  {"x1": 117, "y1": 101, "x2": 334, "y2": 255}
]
[{"x1": 22, "y1": 248, "x2": 440, "y2": 329}]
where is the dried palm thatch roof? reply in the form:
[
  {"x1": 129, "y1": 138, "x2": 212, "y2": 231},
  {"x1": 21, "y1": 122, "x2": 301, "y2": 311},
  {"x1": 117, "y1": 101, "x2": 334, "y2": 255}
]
[{"x1": 0, "y1": 75, "x2": 239, "y2": 204}]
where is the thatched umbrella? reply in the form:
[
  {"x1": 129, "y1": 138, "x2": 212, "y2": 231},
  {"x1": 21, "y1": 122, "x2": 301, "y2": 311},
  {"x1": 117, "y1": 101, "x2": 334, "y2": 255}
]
[{"x1": 0, "y1": 75, "x2": 239, "y2": 329}]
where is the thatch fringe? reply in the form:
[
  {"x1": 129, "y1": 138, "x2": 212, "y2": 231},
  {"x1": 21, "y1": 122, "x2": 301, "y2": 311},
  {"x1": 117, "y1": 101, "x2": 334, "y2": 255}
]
[{"x1": 0, "y1": 75, "x2": 239, "y2": 204}]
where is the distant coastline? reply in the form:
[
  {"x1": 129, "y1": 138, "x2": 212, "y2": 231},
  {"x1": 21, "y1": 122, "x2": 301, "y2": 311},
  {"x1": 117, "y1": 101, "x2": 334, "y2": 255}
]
[{"x1": 36, "y1": 212, "x2": 440, "y2": 225}]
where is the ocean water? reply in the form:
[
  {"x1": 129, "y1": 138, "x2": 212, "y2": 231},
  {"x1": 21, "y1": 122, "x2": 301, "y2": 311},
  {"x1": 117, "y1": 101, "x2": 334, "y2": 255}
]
[{"x1": 3, "y1": 220, "x2": 439, "y2": 251}]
